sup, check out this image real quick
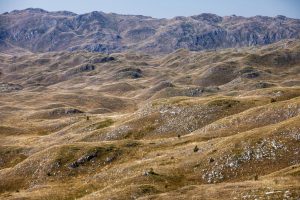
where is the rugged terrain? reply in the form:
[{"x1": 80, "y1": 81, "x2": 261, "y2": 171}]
[
  {"x1": 1, "y1": 9, "x2": 300, "y2": 54},
  {"x1": 0, "y1": 36, "x2": 299, "y2": 199}
]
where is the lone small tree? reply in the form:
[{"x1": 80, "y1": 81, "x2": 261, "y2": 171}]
[
  {"x1": 194, "y1": 145, "x2": 199, "y2": 152},
  {"x1": 271, "y1": 98, "x2": 276, "y2": 103},
  {"x1": 254, "y1": 174, "x2": 258, "y2": 181}
]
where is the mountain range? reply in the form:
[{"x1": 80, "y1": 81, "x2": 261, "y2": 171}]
[{"x1": 1, "y1": 8, "x2": 300, "y2": 54}]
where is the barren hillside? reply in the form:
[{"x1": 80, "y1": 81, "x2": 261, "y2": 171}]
[{"x1": 0, "y1": 38, "x2": 299, "y2": 199}]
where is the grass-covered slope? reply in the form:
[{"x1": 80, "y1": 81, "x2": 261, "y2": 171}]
[{"x1": 0, "y1": 40, "x2": 299, "y2": 199}]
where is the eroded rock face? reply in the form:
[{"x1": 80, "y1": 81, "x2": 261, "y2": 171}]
[
  {"x1": 90, "y1": 56, "x2": 115, "y2": 64},
  {"x1": 1, "y1": 9, "x2": 300, "y2": 54},
  {"x1": 0, "y1": 82, "x2": 23, "y2": 92},
  {"x1": 69, "y1": 150, "x2": 98, "y2": 169},
  {"x1": 65, "y1": 64, "x2": 96, "y2": 76}
]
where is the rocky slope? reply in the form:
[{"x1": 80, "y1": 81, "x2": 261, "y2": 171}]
[{"x1": 0, "y1": 8, "x2": 300, "y2": 54}]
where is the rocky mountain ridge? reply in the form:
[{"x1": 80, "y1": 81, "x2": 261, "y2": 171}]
[{"x1": 1, "y1": 8, "x2": 300, "y2": 54}]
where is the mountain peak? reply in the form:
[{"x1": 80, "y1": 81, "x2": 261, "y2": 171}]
[
  {"x1": 191, "y1": 13, "x2": 222, "y2": 23},
  {"x1": 23, "y1": 8, "x2": 48, "y2": 13}
]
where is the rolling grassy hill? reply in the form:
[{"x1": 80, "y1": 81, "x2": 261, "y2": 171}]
[{"x1": 0, "y1": 39, "x2": 299, "y2": 199}]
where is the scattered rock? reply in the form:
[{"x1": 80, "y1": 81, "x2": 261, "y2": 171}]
[
  {"x1": 65, "y1": 64, "x2": 96, "y2": 76},
  {"x1": 150, "y1": 81, "x2": 174, "y2": 92},
  {"x1": 69, "y1": 150, "x2": 99, "y2": 169},
  {"x1": 49, "y1": 108, "x2": 83, "y2": 116},
  {"x1": 202, "y1": 169, "x2": 224, "y2": 184},
  {"x1": 116, "y1": 68, "x2": 143, "y2": 79},
  {"x1": 91, "y1": 56, "x2": 115, "y2": 63},
  {"x1": 242, "y1": 72, "x2": 260, "y2": 78},
  {"x1": 0, "y1": 82, "x2": 23, "y2": 92},
  {"x1": 143, "y1": 168, "x2": 158, "y2": 176},
  {"x1": 284, "y1": 190, "x2": 292, "y2": 199},
  {"x1": 255, "y1": 82, "x2": 274, "y2": 89},
  {"x1": 105, "y1": 154, "x2": 117, "y2": 163},
  {"x1": 78, "y1": 64, "x2": 95, "y2": 72}
]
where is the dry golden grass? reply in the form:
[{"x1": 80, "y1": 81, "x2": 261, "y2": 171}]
[{"x1": 0, "y1": 40, "x2": 299, "y2": 199}]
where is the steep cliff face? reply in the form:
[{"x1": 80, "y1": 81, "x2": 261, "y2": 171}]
[{"x1": 1, "y1": 8, "x2": 300, "y2": 53}]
